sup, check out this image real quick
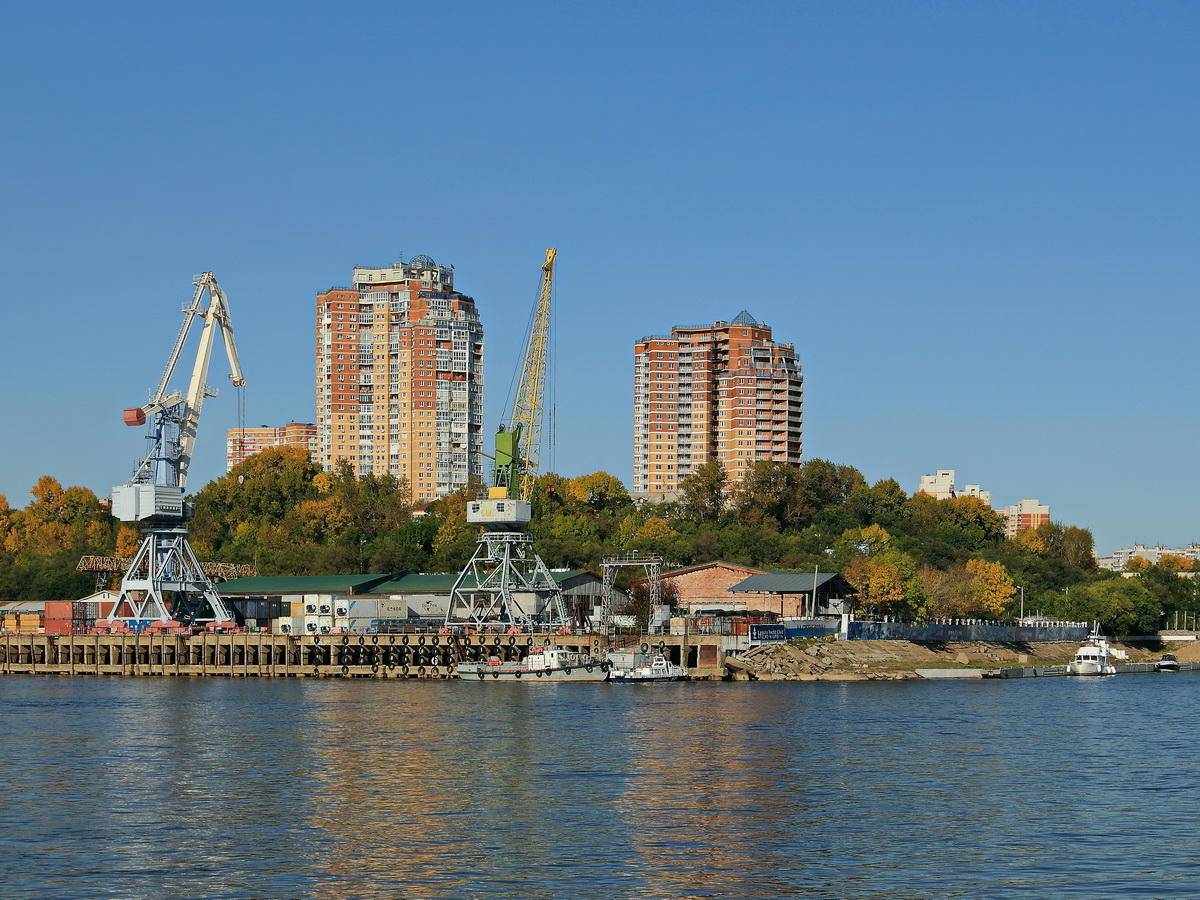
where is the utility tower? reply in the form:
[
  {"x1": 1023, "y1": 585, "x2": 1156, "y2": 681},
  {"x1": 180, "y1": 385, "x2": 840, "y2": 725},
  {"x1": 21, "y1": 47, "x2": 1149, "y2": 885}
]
[
  {"x1": 444, "y1": 250, "x2": 568, "y2": 631},
  {"x1": 108, "y1": 272, "x2": 245, "y2": 626}
]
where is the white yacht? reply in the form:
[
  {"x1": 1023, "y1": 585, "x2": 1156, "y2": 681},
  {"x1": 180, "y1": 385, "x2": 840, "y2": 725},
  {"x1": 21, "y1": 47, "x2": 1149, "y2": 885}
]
[
  {"x1": 1067, "y1": 631, "x2": 1123, "y2": 676},
  {"x1": 607, "y1": 651, "x2": 688, "y2": 682}
]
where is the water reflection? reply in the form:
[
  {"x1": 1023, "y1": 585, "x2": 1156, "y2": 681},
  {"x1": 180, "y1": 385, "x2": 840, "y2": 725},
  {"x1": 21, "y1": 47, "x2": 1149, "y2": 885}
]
[{"x1": 3, "y1": 675, "x2": 1200, "y2": 898}]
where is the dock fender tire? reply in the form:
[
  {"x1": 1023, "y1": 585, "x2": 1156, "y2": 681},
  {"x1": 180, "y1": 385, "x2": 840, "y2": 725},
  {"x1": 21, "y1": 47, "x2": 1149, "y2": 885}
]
[
  {"x1": 658, "y1": 641, "x2": 666, "y2": 652},
  {"x1": 564, "y1": 666, "x2": 572, "y2": 674},
  {"x1": 515, "y1": 671, "x2": 522, "y2": 678},
  {"x1": 492, "y1": 671, "x2": 499, "y2": 679},
  {"x1": 493, "y1": 635, "x2": 501, "y2": 646},
  {"x1": 313, "y1": 667, "x2": 321, "y2": 676},
  {"x1": 478, "y1": 672, "x2": 485, "y2": 680},
  {"x1": 418, "y1": 635, "x2": 426, "y2": 646},
  {"x1": 371, "y1": 664, "x2": 379, "y2": 673},
  {"x1": 388, "y1": 636, "x2": 395, "y2": 645},
  {"x1": 418, "y1": 666, "x2": 426, "y2": 676},
  {"x1": 536, "y1": 670, "x2": 544, "y2": 677},
  {"x1": 508, "y1": 636, "x2": 516, "y2": 646},
  {"x1": 371, "y1": 636, "x2": 378, "y2": 645},
  {"x1": 358, "y1": 636, "x2": 365, "y2": 645},
  {"x1": 388, "y1": 664, "x2": 396, "y2": 671},
  {"x1": 586, "y1": 665, "x2": 593, "y2": 673},
  {"x1": 341, "y1": 636, "x2": 349, "y2": 646},
  {"x1": 313, "y1": 636, "x2": 320, "y2": 645},
  {"x1": 640, "y1": 643, "x2": 649, "y2": 652},
  {"x1": 341, "y1": 665, "x2": 349, "y2": 675},
  {"x1": 402, "y1": 635, "x2": 409, "y2": 645},
  {"x1": 527, "y1": 637, "x2": 534, "y2": 646}
]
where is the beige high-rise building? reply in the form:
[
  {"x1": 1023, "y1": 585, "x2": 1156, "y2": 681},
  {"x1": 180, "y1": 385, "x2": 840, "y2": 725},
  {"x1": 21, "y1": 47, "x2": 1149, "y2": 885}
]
[
  {"x1": 226, "y1": 422, "x2": 318, "y2": 470},
  {"x1": 633, "y1": 310, "x2": 803, "y2": 496},
  {"x1": 316, "y1": 254, "x2": 484, "y2": 501}
]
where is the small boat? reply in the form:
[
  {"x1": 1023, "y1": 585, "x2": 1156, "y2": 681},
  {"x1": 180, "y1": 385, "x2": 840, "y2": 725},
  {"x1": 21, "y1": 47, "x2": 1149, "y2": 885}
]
[
  {"x1": 1067, "y1": 631, "x2": 1122, "y2": 676},
  {"x1": 458, "y1": 645, "x2": 609, "y2": 682},
  {"x1": 1155, "y1": 652, "x2": 1182, "y2": 672},
  {"x1": 607, "y1": 652, "x2": 688, "y2": 683}
]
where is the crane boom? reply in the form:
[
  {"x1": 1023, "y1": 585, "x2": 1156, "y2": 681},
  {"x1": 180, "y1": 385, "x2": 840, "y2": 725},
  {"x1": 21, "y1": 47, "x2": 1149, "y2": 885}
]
[{"x1": 506, "y1": 248, "x2": 555, "y2": 501}]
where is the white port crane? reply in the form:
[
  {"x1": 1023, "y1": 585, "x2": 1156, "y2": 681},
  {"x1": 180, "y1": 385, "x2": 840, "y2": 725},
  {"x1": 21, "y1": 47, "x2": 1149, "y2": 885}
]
[{"x1": 108, "y1": 272, "x2": 245, "y2": 626}]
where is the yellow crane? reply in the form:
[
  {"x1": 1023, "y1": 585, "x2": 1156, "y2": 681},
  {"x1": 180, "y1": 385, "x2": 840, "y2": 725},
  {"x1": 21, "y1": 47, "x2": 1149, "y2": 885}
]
[{"x1": 493, "y1": 248, "x2": 555, "y2": 502}]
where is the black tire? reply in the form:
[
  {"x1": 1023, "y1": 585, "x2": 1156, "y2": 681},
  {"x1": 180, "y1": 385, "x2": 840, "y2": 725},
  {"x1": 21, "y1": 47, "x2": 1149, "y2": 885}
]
[
  {"x1": 508, "y1": 636, "x2": 516, "y2": 646},
  {"x1": 492, "y1": 671, "x2": 499, "y2": 679},
  {"x1": 527, "y1": 637, "x2": 534, "y2": 646},
  {"x1": 371, "y1": 636, "x2": 378, "y2": 645},
  {"x1": 640, "y1": 642, "x2": 649, "y2": 652},
  {"x1": 536, "y1": 670, "x2": 543, "y2": 677},
  {"x1": 493, "y1": 635, "x2": 501, "y2": 646},
  {"x1": 342, "y1": 636, "x2": 350, "y2": 646},
  {"x1": 388, "y1": 635, "x2": 395, "y2": 645},
  {"x1": 478, "y1": 672, "x2": 485, "y2": 680},
  {"x1": 586, "y1": 665, "x2": 593, "y2": 673},
  {"x1": 402, "y1": 635, "x2": 410, "y2": 645},
  {"x1": 313, "y1": 635, "x2": 321, "y2": 645},
  {"x1": 564, "y1": 667, "x2": 572, "y2": 674},
  {"x1": 430, "y1": 666, "x2": 440, "y2": 677},
  {"x1": 341, "y1": 665, "x2": 349, "y2": 675},
  {"x1": 388, "y1": 663, "x2": 396, "y2": 671},
  {"x1": 418, "y1": 635, "x2": 426, "y2": 646},
  {"x1": 515, "y1": 671, "x2": 522, "y2": 678},
  {"x1": 313, "y1": 667, "x2": 320, "y2": 676},
  {"x1": 371, "y1": 664, "x2": 379, "y2": 673},
  {"x1": 658, "y1": 641, "x2": 666, "y2": 652}
]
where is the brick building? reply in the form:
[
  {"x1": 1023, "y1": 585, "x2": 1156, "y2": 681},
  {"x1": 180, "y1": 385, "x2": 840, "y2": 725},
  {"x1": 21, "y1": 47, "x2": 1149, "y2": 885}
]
[{"x1": 633, "y1": 311, "x2": 802, "y2": 497}]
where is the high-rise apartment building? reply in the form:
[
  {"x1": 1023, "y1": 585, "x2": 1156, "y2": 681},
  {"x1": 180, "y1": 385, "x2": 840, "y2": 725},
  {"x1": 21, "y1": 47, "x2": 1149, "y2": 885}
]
[
  {"x1": 1002, "y1": 498, "x2": 1051, "y2": 538},
  {"x1": 633, "y1": 311, "x2": 803, "y2": 495},
  {"x1": 316, "y1": 254, "x2": 484, "y2": 502},
  {"x1": 226, "y1": 422, "x2": 319, "y2": 470}
]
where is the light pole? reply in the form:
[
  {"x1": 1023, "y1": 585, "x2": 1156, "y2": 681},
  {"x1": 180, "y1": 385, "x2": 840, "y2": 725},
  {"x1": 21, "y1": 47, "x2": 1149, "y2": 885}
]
[{"x1": 1018, "y1": 585, "x2": 1025, "y2": 622}]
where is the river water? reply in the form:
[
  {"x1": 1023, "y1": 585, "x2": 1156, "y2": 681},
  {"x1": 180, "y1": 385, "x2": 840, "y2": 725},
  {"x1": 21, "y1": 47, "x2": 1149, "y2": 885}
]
[{"x1": 1, "y1": 672, "x2": 1197, "y2": 899}]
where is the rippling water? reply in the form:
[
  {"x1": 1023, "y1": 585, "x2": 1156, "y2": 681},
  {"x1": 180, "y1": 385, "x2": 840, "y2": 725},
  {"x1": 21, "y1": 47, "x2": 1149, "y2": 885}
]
[{"x1": 2, "y1": 673, "x2": 1198, "y2": 899}]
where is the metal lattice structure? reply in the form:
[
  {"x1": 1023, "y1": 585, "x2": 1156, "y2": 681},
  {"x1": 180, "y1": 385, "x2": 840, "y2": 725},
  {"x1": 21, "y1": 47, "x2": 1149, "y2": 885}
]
[
  {"x1": 601, "y1": 552, "x2": 663, "y2": 634},
  {"x1": 443, "y1": 532, "x2": 568, "y2": 630},
  {"x1": 107, "y1": 272, "x2": 244, "y2": 626}
]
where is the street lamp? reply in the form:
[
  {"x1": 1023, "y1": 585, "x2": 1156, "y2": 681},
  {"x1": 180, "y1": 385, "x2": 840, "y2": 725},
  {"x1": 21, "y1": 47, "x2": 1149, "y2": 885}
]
[{"x1": 1017, "y1": 585, "x2": 1025, "y2": 622}]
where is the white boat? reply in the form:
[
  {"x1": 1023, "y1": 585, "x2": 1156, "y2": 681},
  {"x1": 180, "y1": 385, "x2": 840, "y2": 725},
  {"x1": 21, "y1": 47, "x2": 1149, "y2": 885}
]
[
  {"x1": 1155, "y1": 652, "x2": 1182, "y2": 672},
  {"x1": 457, "y1": 645, "x2": 609, "y2": 682},
  {"x1": 1067, "y1": 631, "x2": 1123, "y2": 676},
  {"x1": 609, "y1": 653, "x2": 688, "y2": 683}
]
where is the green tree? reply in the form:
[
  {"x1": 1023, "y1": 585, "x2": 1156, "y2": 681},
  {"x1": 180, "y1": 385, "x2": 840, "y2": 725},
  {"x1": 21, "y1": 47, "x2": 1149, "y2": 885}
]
[{"x1": 678, "y1": 460, "x2": 727, "y2": 525}]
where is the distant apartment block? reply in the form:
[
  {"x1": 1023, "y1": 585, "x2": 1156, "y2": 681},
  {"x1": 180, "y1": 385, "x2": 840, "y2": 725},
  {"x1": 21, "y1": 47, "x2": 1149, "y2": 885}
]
[
  {"x1": 316, "y1": 255, "x2": 484, "y2": 502},
  {"x1": 1099, "y1": 543, "x2": 1200, "y2": 572},
  {"x1": 916, "y1": 469, "x2": 992, "y2": 505},
  {"x1": 632, "y1": 310, "x2": 803, "y2": 496},
  {"x1": 1002, "y1": 498, "x2": 1051, "y2": 538},
  {"x1": 226, "y1": 423, "x2": 318, "y2": 471}
]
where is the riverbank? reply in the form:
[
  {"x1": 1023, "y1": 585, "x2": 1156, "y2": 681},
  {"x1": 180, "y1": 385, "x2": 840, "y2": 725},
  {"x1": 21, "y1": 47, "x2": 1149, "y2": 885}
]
[{"x1": 728, "y1": 637, "x2": 1200, "y2": 681}]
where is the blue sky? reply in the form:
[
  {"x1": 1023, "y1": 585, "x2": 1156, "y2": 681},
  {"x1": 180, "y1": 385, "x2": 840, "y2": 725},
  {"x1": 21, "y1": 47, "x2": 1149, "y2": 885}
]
[{"x1": 2, "y1": 1, "x2": 1198, "y2": 556}]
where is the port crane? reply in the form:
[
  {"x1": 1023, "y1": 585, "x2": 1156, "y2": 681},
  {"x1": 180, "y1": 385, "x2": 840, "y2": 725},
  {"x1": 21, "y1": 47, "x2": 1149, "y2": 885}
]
[
  {"x1": 444, "y1": 249, "x2": 568, "y2": 630},
  {"x1": 107, "y1": 272, "x2": 245, "y2": 626}
]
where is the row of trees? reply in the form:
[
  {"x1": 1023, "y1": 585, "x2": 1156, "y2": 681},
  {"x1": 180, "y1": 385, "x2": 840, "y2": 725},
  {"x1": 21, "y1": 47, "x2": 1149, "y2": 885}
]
[{"x1": 1, "y1": 451, "x2": 1197, "y2": 635}]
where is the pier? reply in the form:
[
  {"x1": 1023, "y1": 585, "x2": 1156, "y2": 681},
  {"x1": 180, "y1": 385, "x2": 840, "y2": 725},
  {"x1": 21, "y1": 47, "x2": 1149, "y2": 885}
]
[{"x1": 0, "y1": 632, "x2": 738, "y2": 679}]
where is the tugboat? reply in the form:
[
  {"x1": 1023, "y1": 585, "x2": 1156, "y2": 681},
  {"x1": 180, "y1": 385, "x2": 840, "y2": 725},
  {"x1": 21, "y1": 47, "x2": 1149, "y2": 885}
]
[
  {"x1": 1067, "y1": 629, "x2": 1123, "y2": 676},
  {"x1": 458, "y1": 645, "x2": 609, "y2": 682},
  {"x1": 609, "y1": 652, "x2": 688, "y2": 683}
]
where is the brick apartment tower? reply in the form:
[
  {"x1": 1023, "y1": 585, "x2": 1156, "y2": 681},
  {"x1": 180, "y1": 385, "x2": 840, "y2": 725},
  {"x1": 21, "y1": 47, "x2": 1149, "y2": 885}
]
[
  {"x1": 633, "y1": 310, "x2": 803, "y2": 496},
  {"x1": 316, "y1": 255, "x2": 484, "y2": 502}
]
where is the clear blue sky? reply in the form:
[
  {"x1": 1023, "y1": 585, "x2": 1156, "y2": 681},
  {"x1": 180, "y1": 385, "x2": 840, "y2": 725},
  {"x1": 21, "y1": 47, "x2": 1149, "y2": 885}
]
[{"x1": 2, "y1": 1, "x2": 1197, "y2": 556}]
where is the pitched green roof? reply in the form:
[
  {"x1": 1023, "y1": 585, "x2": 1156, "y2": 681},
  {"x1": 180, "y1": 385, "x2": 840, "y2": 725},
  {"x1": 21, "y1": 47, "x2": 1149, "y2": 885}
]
[{"x1": 217, "y1": 575, "x2": 392, "y2": 595}]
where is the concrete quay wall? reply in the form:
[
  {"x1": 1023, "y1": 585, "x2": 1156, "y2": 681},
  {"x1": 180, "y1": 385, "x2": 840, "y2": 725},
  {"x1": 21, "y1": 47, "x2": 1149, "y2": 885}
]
[{"x1": 0, "y1": 632, "x2": 741, "y2": 680}]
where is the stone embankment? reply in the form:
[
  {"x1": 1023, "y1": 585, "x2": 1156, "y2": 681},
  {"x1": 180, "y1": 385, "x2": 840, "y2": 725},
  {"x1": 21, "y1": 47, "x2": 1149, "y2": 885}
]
[{"x1": 726, "y1": 638, "x2": 1198, "y2": 681}]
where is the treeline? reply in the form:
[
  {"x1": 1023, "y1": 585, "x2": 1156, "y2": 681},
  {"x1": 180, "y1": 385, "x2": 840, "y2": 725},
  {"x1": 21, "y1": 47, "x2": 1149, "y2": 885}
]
[{"x1": 2, "y1": 449, "x2": 1197, "y2": 635}]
